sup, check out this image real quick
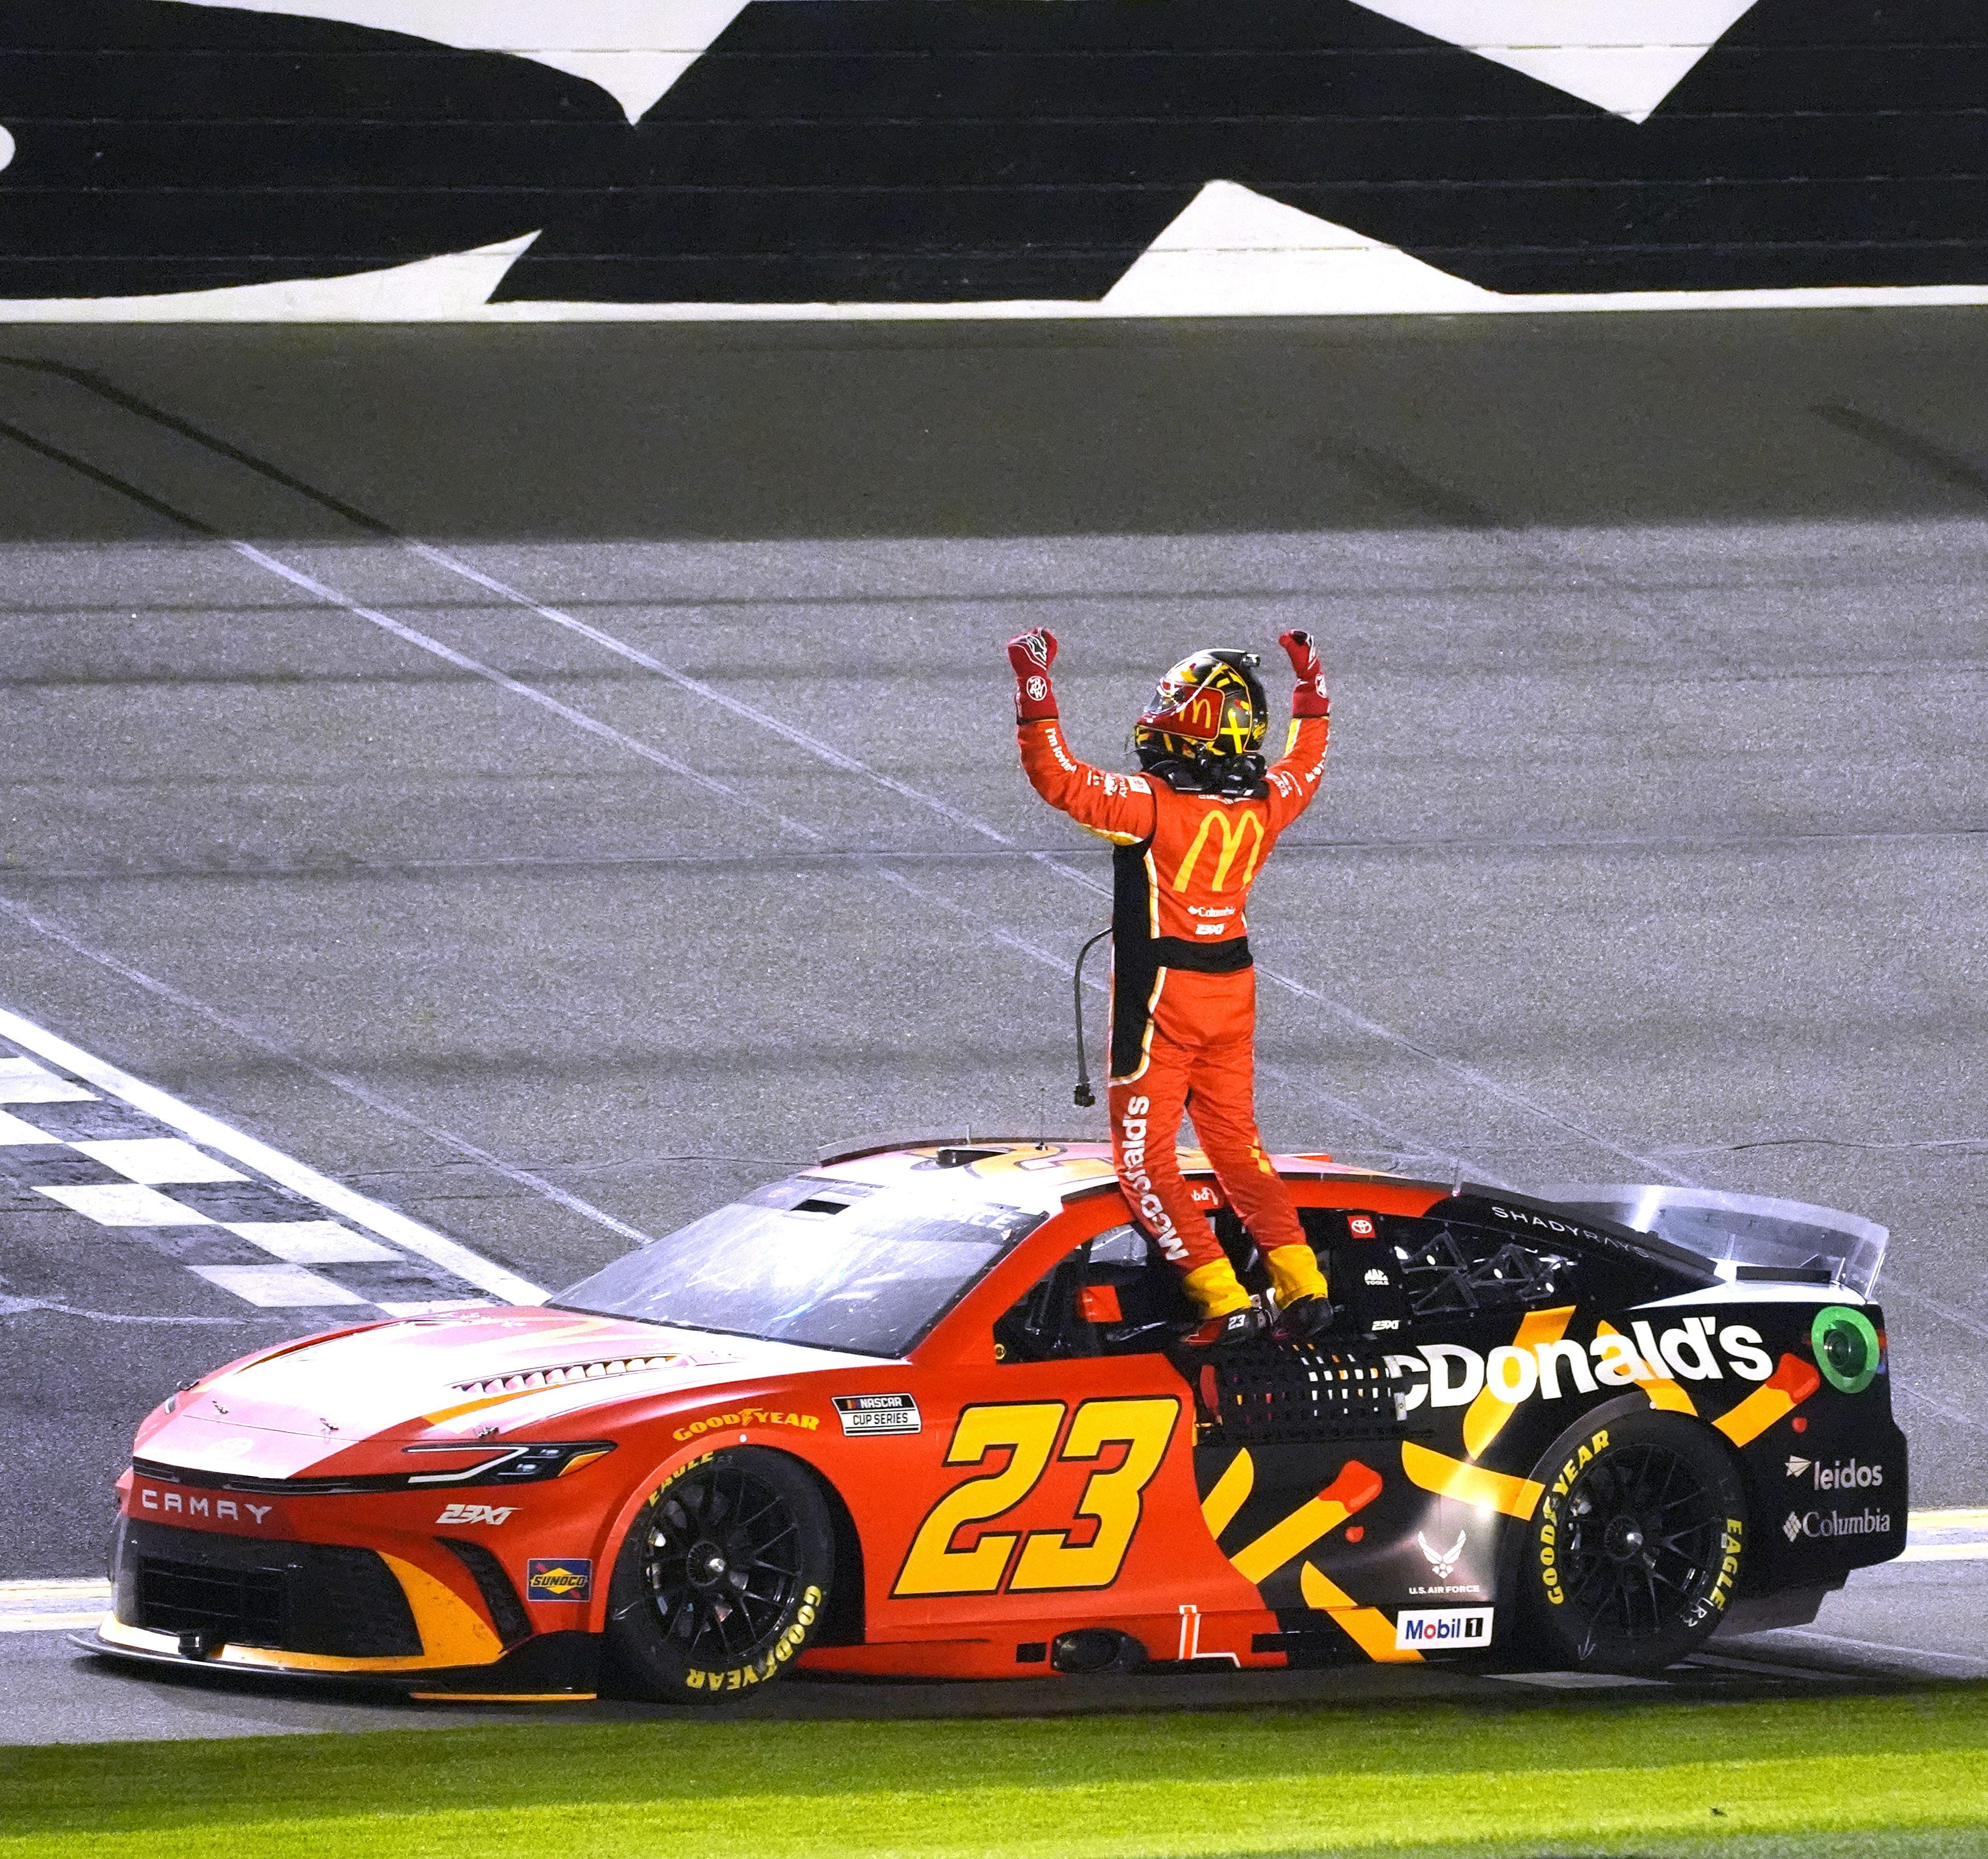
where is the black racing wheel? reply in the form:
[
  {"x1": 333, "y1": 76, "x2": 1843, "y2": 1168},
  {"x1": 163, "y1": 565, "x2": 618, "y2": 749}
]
[
  {"x1": 1518, "y1": 1408, "x2": 1746, "y2": 1676},
  {"x1": 605, "y1": 1447, "x2": 835, "y2": 1701}
]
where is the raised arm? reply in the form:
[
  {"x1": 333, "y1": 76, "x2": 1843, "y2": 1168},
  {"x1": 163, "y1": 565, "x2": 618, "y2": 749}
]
[
  {"x1": 1007, "y1": 629, "x2": 1157, "y2": 845},
  {"x1": 1263, "y1": 629, "x2": 1331, "y2": 830}
]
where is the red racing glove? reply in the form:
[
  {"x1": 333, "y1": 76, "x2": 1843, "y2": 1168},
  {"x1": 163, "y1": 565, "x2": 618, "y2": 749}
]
[
  {"x1": 1279, "y1": 629, "x2": 1330, "y2": 718},
  {"x1": 1007, "y1": 628, "x2": 1060, "y2": 723}
]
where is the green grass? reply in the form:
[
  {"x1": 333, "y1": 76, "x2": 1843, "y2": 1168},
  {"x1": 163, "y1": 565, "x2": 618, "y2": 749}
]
[{"x1": 4, "y1": 1684, "x2": 1986, "y2": 1858}]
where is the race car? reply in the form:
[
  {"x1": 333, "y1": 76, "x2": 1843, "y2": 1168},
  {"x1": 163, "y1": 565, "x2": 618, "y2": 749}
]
[{"x1": 87, "y1": 1140, "x2": 1906, "y2": 1699}]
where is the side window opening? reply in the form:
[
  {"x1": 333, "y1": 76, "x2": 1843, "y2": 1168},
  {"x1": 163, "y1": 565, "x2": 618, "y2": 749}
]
[
  {"x1": 1387, "y1": 1215, "x2": 1579, "y2": 1318},
  {"x1": 1299, "y1": 1205, "x2": 1582, "y2": 1327},
  {"x1": 993, "y1": 1225, "x2": 1195, "y2": 1363}
]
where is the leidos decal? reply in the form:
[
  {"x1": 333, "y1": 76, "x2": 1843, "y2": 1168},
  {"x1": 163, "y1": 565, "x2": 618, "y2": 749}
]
[
  {"x1": 1785, "y1": 1455, "x2": 1884, "y2": 1491},
  {"x1": 1385, "y1": 1318, "x2": 1774, "y2": 1415}
]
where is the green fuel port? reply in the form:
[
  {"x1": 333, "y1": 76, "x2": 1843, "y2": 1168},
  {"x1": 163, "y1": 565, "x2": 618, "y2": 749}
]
[{"x1": 1812, "y1": 1305, "x2": 1881, "y2": 1395}]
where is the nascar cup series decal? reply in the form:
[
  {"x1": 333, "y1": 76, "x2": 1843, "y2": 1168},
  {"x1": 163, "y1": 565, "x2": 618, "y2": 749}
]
[
  {"x1": 834, "y1": 1393, "x2": 921, "y2": 1436},
  {"x1": 1385, "y1": 1317, "x2": 1774, "y2": 1415},
  {"x1": 525, "y1": 1557, "x2": 593, "y2": 1601},
  {"x1": 1395, "y1": 1607, "x2": 1492, "y2": 1651}
]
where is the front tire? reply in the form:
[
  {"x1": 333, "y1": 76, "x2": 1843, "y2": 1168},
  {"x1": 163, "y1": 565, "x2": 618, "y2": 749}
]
[
  {"x1": 1519, "y1": 1409, "x2": 1746, "y2": 1676},
  {"x1": 605, "y1": 1447, "x2": 835, "y2": 1701}
]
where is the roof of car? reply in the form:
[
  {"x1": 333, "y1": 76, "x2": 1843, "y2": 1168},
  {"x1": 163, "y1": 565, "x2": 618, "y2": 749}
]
[{"x1": 806, "y1": 1138, "x2": 1378, "y2": 1214}]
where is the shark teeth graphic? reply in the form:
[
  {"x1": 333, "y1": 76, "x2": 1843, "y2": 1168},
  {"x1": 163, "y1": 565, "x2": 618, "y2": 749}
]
[
  {"x1": 164, "y1": 0, "x2": 751, "y2": 122},
  {"x1": 1348, "y1": 1, "x2": 1760, "y2": 122}
]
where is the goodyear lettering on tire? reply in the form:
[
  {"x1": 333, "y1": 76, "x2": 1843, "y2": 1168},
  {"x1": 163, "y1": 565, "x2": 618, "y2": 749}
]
[
  {"x1": 1537, "y1": 1427, "x2": 1610, "y2": 1609},
  {"x1": 681, "y1": 1585, "x2": 824, "y2": 1692}
]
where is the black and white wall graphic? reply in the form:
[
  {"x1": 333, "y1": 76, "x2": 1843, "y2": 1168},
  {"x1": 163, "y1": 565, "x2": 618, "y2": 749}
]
[{"x1": 3, "y1": 1, "x2": 1985, "y2": 318}]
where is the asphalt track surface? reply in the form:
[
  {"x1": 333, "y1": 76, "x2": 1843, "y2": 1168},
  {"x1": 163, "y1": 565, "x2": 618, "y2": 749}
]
[{"x1": 0, "y1": 309, "x2": 1984, "y2": 1736}]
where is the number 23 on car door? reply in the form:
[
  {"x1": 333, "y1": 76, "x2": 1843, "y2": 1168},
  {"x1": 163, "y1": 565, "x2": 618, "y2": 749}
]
[{"x1": 879, "y1": 1360, "x2": 1202, "y2": 1623}]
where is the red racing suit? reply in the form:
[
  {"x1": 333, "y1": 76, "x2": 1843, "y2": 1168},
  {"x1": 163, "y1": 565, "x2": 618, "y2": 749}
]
[{"x1": 1018, "y1": 710, "x2": 1329, "y2": 1313}]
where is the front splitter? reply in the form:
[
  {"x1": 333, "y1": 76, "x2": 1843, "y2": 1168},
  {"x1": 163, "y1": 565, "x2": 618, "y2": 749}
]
[{"x1": 73, "y1": 1620, "x2": 599, "y2": 1698}]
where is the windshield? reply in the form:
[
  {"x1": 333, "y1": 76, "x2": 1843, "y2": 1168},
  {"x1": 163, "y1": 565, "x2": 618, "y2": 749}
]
[{"x1": 553, "y1": 1175, "x2": 1045, "y2": 1356}]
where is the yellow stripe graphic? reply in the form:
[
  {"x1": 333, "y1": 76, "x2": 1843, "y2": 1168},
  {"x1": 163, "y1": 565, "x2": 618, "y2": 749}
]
[
  {"x1": 1232, "y1": 1495, "x2": 1353, "y2": 1585},
  {"x1": 1200, "y1": 1450, "x2": 1254, "y2": 1538},
  {"x1": 1299, "y1": 1562, "x2": 1422, "y2": 1663},
  {"x1": 1596, "y1": 1320, "x2": 1697, "y2": 1415},
  {"x1": 1400, "y1": 1442, "x2": 1544, "y2": 1519},
  {"x1": 1461, "y1": 1305, "x2": 1574, "y2": 1460},
  {"x1": 1713, "y1": 1355, "x2": 1821, "y2": 1447}
]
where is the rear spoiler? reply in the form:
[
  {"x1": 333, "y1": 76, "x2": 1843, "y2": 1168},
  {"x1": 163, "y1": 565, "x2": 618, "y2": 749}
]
[{"x1": 1536, "y1": 1184, "x2": 1887, "y2": 1301}]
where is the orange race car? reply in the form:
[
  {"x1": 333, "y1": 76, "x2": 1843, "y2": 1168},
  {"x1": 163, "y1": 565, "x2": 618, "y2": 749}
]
[{"x1": 86, "y1": 1140, "x2": 1906, "y2": 1701}]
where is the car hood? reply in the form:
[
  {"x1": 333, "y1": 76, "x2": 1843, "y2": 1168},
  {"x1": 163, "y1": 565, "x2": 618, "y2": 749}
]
[{"x1": 135, "y1": 1305, "x2": 877, "y2": 1479}]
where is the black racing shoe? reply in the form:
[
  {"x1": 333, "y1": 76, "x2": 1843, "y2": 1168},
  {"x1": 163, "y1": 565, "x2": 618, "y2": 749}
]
[
  {"x1": 1182, "y1": 1301, "x2": 1269, "y2": 1352},
  {"x1": 1275, "y1": 1294, "x2": 1337, "y2": 1344}
]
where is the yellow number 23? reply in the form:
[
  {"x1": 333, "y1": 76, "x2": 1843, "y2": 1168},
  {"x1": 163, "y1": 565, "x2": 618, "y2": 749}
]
[{"x1": 892, "y1": 1397, "x2": 1178, "y2": 1597}]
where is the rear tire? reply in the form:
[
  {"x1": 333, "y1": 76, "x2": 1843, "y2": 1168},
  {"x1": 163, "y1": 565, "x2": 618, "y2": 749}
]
[
  {"x1": 605, "y1": 1447, "x2": 835, "y2": 1702},
  {"x1": 1518, "y1": 1409, "x2": 1746, "y2": 1676}
]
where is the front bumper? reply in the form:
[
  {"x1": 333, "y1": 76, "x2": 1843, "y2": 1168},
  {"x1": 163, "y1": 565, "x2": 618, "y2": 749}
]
[{"x1": 98, "y1": 1516, "x2": 598, "y2": 1697}]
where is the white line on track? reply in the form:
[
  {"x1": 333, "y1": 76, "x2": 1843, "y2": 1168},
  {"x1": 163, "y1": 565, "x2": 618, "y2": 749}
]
[
  {"x1": 0, "y1": 408, "x2": 1474, "y2": 1177},
  {"x1": 1779, "y1": 1628, "x2": 1988, "y2": 1671},
  {"x1": 0, "y1": 1579, "x2": 108, "y2": 1633},
  {"x1": 380, "y1": 540, "x2": 1679, "y2": 1182},
  {"x1": 276, "y1": 547, "x2": 1503, "y2": 1174},
  {"x1": 0, "y1": 1003, "x2": 544, "y2": 1304},
  {"x1": 0, "y1": 383, "x2": 1599, "y2": 1184},
  {"x1": 225, "y1": 540, "x2": 818, "y2": 843}
]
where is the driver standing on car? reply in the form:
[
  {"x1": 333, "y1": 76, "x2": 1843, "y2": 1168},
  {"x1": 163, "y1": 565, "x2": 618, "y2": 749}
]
[{"x1": 1005, "y1": 626, "x2": 1333, "y2": 1347}]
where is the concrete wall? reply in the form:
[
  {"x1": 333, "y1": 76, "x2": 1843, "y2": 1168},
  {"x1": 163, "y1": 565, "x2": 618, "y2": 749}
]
[{"x1": 4, "y1": 1, "x2": 1985, "y2": 319}]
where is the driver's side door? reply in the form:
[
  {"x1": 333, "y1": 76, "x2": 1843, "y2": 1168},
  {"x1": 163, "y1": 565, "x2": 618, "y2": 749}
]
[{"x1": 867, "y1": 1218, "x2": 1226, "y2": 1657}]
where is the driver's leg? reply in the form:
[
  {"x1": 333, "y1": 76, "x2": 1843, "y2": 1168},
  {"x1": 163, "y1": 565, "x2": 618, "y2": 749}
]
[
  {"x1": 1106, "y1": 1004, "x2": 1247, "y2": 1319},
  {"x1": 1181, "y1": 973, "x2": 1329, "y2": 1315}
]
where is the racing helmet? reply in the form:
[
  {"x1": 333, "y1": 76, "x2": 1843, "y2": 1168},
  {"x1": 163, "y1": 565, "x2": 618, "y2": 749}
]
[{"x1": 1130, "y1": 649, "x2": 1269, "y2": 769}]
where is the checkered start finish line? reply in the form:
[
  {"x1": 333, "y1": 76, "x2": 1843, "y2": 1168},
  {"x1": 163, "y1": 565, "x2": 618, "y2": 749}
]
[{"x1": 0, "y1": 1008, "x2": 542, "y2": 1317}]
